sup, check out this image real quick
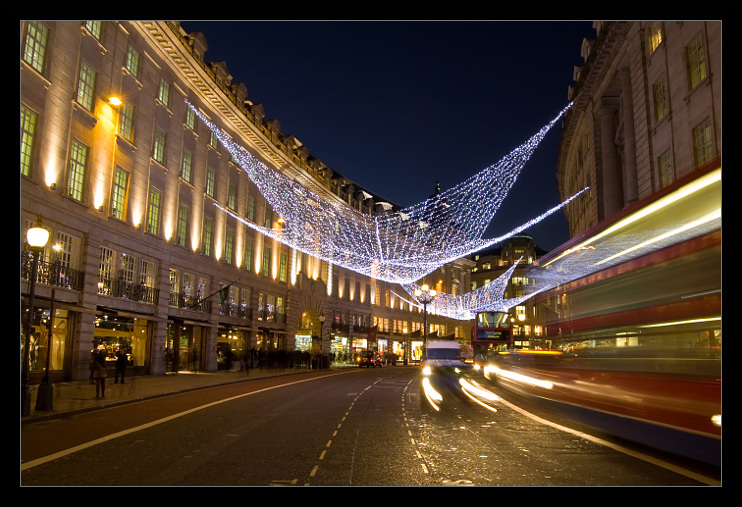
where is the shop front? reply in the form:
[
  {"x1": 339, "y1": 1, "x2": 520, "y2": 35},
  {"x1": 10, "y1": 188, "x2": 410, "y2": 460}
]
[
  {"x1": 92, "y1": 311, "x2": 151, "y2": 376},
  {"x1": 166, "y1": 321, "x2": 207, "y2": 373},
  {"x1": 21, "y1": 297, "x2": 74, "y2": 383},
  {"x1": 216, "y1": 327, "x2": 249, "y2": 370}
]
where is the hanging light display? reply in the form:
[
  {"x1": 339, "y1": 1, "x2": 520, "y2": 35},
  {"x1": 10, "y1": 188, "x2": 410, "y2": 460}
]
[{"x1": 187, "y1": 100, "x2": 586, "y2": 286}]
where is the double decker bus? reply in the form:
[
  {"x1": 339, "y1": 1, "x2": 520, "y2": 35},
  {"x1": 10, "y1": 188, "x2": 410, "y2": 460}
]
[
  {"x1": 492, "y1": 162, "x2": 721, "y2": 465},
  {"x1": 472, "y1": 311, "x2": 513, "y2": 366}
]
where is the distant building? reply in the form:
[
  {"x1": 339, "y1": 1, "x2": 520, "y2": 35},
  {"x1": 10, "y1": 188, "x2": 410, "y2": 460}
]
[{"x1": 470, "y1": 235, "x2": 547, "y2": 347}]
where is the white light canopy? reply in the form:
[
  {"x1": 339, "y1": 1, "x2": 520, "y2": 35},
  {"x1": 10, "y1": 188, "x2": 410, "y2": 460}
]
[{"x1": 187, "y1": 100, "x2": 585, "y2": 292}]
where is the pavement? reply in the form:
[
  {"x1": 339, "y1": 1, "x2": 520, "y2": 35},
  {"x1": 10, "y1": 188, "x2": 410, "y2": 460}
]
[{"x1": 21, "y1": 366, "x2": 347, "y2": 424}]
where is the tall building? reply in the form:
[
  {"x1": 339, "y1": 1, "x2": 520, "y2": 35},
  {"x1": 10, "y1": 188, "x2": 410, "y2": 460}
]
[
  {"x1": 533, "y1": 21, "x2": 721, "y2": 350},
  {"x1": 20, "y1": 21, "x2": 473, "y2": 382},
  {"x1": 470, "y1": 235, "x2": 547, "y2": 348},
  {"x1": 557, "y1": 21, "x2": 721, "y2": 235}
]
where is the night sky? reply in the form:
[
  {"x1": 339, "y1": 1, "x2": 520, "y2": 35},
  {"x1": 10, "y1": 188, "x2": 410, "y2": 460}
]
[{"x1": 180, "y1": 20, "x2": 595, "y2": 252}]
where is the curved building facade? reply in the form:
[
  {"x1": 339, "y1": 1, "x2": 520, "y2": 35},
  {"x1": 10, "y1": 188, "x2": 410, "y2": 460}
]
[{"x1": 20, "y1": 21, "x2": 473, "y2": 382}]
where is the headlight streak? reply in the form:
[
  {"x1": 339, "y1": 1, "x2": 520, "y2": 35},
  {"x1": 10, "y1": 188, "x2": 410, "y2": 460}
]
[
  {"x1": 422, "y1": 377, "x2": 442, "y2": 411},
  {"x1": 459, "y1": 378, "x2": 499, "y2": 413},
  {"x1": 484, "y1": 365, "x2": 554, "y2": 390}
]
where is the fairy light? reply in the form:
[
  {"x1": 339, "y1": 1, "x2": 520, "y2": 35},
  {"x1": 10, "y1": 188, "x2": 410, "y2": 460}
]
[{"x1": 187, "y1": 100, "x2": 583, "y2": 284}]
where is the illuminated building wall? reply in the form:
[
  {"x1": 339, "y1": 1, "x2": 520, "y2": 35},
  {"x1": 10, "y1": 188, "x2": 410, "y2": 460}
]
[
  {"x1": 21, "y1": 21, "x2": 473, "y2": 380},
  {"x1": 557, "y1": 21, "x2": 721, "y2": 238}
]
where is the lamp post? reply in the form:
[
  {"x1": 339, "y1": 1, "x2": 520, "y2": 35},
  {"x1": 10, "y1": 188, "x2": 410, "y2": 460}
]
[
  {"x1": 319, "y1": 314, "x2": 326, "y2": 369},
  {"x1": 414, "y1": 284, "x2": 436, "y2": 360},
  {"x1": 35, "y1": 289, "x2": 55, "y2": 412},
  {"x1": 22, "y1": 218, "x2": 50, "y2": 416}
]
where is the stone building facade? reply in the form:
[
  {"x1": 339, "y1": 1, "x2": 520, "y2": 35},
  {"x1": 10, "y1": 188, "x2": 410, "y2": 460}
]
[
  {"x1": 20, "y1": 21, "x2": 473, "y2": 382},
  {"x1": 557, "y1": 21, "x2": 721, "y2": 236}
]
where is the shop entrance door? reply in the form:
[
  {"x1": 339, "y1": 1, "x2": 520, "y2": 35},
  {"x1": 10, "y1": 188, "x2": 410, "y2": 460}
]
[{"x1": 167, "y1": 323, "x2": 205, "y2": 372}]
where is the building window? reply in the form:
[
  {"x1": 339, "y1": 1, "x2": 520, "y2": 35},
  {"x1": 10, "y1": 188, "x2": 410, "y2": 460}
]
[
  {"x1": 153, "y1": 128, "x2": 167, "y2": 164},
  {"x1": 692, "y1": 119, "x2": 713, "y2": 167},
  {"x1": 157, "y1": 78, "x2": 170, "y2": 107},
  {"x1": 228, "y1": 181, "x2": 237, "y2": 210},
  {"x1": 263, "y1": 246, "x2": 271, "y2": 277},
  {"x1": 85, "y1": 21, "x2": 102, "y2": 41},
  {"x1": 21, "y1": 105, "x2": 37, "y2": 177},
  {"x1": 279, "y1": 253, "x2": 287, "y2": 282},
  {"x1": 264, "y1": 203, "x2": 273, "y2": 229},
  {"x1": 658, "y1": 151, "x2": 673, "y2": 188},
  {"x1": 247, "y1": 194, "x2": 255, "y2": 221},
  {"x1": 210, "y1": 131, "x2": 218, "y2": 149},
  {"x1": 76, "y1": 62, "x2": 97, "y2": 112},
  {"x1": 206, "y1": 167, "x2": 216, "y2": 198},
  {"x1": 652, "y1": 78, "x2": 668, "y2": 123},
  {"x1": 124, "y1": 44, "x2": 140, "y2": 78},
  {"x1": 146, "y1": 187, "x2": 161, "y2": 235},
  {"x1": 118, "y1": 102, "x2": 135, "y2": 142},
  {"x1": 186, "y1": 108, "x2": 196, "y2": 130},
  {"x1": 54, "y1": 231, "x2": 82, "y2": 272},
  {"x1": 202, "y1": 217, "x2": 213, "y2": 256},
  {"x1": 99, "y1": 247, "x2": 115, "y2": 289},
  {"x1": 23, "y1": 21, "x2": 48, "y2": 74},
  {"x1": 686, "y1": 34, "x2": 707, "y2": 90},
  {"x1": 225, "y1": 228, "x2": 234, "y2": 264},
  {"x1": 110, "y1": 166, "x2": 129, "y2": 220},
  {"x1": 181, "y1": 150, "x2": 193, "y2": 183},
  {"x1": 67, "y1": 140, "x2": 89, "y2": 202},
  {"x1": 244, "y1": 237, "x2": 254, "y2": 272},
  {"x1": 647, "y1": 22, "x2": 663, "y2": 54},
  {"x1": 176, "y1": 203, "x2": 189, "y2": 247}
]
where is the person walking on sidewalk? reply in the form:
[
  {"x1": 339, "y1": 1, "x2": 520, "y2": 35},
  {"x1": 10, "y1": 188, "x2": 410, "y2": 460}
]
[
  {"x1": 91, "y1": 347, "x2": 107, "y2": 398},
  {"x1": 115, "y1": 348, "x2": 127, "y2": 384}
]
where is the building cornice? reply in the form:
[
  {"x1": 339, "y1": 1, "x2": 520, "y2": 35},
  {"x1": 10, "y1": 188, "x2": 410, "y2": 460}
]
[
  {"x1": 132, "y1": 21, "x2": 344, "y2": 208},
  {"x1": 557, "y1": 21, "x2": 631, "y2": 199}
]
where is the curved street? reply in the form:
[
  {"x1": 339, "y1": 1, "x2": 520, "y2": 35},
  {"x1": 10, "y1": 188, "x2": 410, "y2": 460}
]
[{"x1": 21, "y1": 366, "x2": 720, "y2": 486}]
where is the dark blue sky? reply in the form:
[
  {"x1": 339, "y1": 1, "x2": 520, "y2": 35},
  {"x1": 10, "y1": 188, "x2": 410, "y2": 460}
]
[{"x1": 181, "y1": 20, "x2": 595, "y2": 251}]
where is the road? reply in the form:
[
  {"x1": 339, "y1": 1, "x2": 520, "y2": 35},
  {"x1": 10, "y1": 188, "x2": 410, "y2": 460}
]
[{"x1": 21, "y1": 366, "x2": 720, "y2": 486}]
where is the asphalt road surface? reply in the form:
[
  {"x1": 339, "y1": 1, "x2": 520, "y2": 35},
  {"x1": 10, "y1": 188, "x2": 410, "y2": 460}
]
[{"x1": 21, "y1": 367, "x2": 720, "y2": 486}]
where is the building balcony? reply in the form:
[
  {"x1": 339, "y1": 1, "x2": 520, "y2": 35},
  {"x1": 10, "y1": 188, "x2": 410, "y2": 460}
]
[
  {"x1": 21, "y1": 250, "x2": 84, "y2": 291},
  {"x1": 98, "y1": 278, "x2": 159, "y2": 305}
]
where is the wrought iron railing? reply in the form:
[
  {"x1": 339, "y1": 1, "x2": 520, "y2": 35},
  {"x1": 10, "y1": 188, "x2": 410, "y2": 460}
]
[
  {"x1": 21, "y1": 251, "x2": 84, "y2": 291},
  {"x1": 98, "y1": 277, "x2": 159, "y2": 305},
  {"x1": 219, "y1": 301, "x2": 253, "y2": 320},
  {"x1": 168, "y1": 291, "x2": 212, "y2": 313}
]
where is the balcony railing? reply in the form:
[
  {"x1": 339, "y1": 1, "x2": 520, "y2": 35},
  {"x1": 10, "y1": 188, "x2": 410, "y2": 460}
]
[
  {"x1": 257, "y1": 310, "x2": 286, "y2": 324},
  {"x1": 21, "y1": 251, "x2": 84, "y2": 291},
  {"x1": 220, "y1": 301, "x2": 253, "y2": 320},
  {"x1": 98, "y1": 278, "x2": 159, "y2": 305},
  {"x1": 168, "y1": 291, "x2": 212, "y2": 313}
]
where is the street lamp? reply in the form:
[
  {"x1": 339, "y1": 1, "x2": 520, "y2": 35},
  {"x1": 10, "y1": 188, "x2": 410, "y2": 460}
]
[
  {"x1": 22, "y1": 218, "x2": 50, "y2": 416},
  {"x1": 319, "y1": 314, "x2": 326, "y2": 369},
  {"x1": 414, "y1": 284, "x2": 436, "y2": 359}
]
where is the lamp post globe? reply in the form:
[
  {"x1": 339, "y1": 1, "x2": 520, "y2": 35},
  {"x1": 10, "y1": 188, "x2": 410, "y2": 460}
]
[{"x1": 22, "y1": 218, "x2": 49, "y2": 416}]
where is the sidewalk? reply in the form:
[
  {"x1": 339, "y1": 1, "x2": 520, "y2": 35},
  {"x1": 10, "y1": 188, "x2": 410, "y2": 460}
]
[{"x1": 21, "y1": 366, "x2": 340, "y2": 424}]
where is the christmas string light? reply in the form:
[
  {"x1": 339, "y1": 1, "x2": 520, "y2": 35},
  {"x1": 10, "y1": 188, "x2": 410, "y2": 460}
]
[
  {"x1": 399, "y1": 167, "x2": 721, "y2": 321},
  {"x1": 400, "y1": 260, "x2": 541, "y2": 321},
  {"x1": 187, "y1": 100, "x2": 583, "y2": 284}
]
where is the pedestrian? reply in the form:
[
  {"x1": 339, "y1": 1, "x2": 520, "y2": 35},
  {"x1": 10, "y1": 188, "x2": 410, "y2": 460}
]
[
  {"x1": 115, "y1": 348, "x2": 127, "y2": 384},
  {"x1": 92, "y1": 347, "x2": 107, "y2": 398}
]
